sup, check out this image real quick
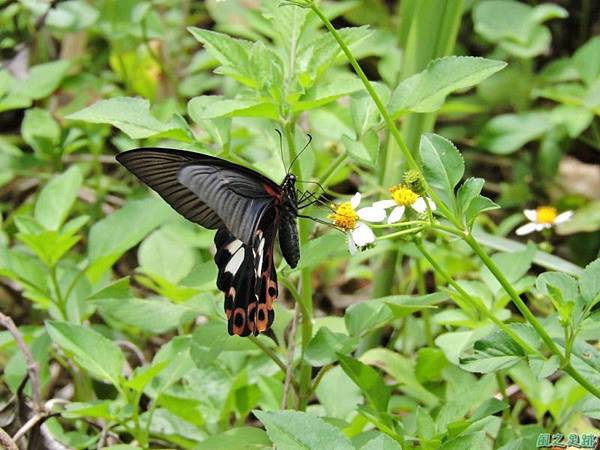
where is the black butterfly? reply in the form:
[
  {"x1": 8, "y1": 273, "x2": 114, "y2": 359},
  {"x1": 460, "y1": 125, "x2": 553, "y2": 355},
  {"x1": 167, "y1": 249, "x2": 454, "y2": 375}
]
[{"x1": 116, "y1": 148, "x2": 300, "y2": 337}]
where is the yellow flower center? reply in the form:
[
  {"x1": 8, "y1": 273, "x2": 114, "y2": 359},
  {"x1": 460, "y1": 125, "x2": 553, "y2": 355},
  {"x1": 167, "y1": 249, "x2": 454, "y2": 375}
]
[
  {"x1": 536, "y1": 206, "x2": 558, "y2": 224},
  {"x1": 329, "y1": 201, "x2": 358, "y2": 230},
  {"x1": 390, "y1": 185, "x2": 419, "y2": 206}
]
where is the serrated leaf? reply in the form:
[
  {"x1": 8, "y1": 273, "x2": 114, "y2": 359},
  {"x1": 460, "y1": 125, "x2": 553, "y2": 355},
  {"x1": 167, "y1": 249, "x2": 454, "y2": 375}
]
[
  {"x1": 580, "y1": 259, "x2": 600, "y2": 304},
  {"x1": 66, "y1": 97, "x2": 190, "y2": 141},
  {"x1": 188, "y1": 95, "x2": 278, "y2": 120},
  {"x1": 419, "y1": 133, "x2": 464, "y2": 215},
  {"x1": 35, "y1": 165, "x2": 82, "y2": 231},
  {"x1": 93, "y1": 298, "x2": 196, "y2": 334},
  {"x1": 389, "y1": 56, "x2": 506, "y2": 116},
  {"x1": 305, "y1": 327, "x2": 358, "y2": 366},
  {"x1": 254, "y1": 410, "x2": 354, "y2": 450},
  {"x1": 460, "y1": 330, "x2": 526, "y2": 373},
  {"x1": 46, "y1": 321, "x2": 124, "y2": 386},
  {"x1": 359, "y1": 434, "x2": 402, "y2": 450}
]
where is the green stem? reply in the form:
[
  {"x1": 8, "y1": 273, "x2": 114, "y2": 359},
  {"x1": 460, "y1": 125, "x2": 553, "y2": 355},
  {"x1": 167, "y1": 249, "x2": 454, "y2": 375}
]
[
  {"x1": 463, "y1": 235, "x2": 600, "y2": 400},
  {"x1": 49, "y1": 266, "x2": 66, "y2": 320},
  {"x1": 416, "y1": 259, "x2": 434, "y2": 347},
  {"x1": 283, "y1": 120, "x2": 313, "y2": 410},
  {"x1": 249, "y1": 336, "x2": 300, "y2": 395}
]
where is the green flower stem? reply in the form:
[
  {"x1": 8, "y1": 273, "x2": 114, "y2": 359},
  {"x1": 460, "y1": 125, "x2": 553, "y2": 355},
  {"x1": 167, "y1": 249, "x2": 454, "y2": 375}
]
[
  {"x1": 377, "y1": 227, "x2": 425, "y2": 241},
  {"x1": 309, "y1": 1, "x2": 462, "y2": 231},
  {"x1": 414, "y1": 239, "x2": 541, "y2": 357},
  {"x1": 249, "y1": 336, "x2": 300, "y2": 395}
]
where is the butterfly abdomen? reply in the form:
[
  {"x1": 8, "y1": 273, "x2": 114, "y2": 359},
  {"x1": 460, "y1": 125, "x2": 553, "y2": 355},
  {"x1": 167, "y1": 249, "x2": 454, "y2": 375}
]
[{"x1": 279, "y1": 212, "x2": 299, "y2": 269}]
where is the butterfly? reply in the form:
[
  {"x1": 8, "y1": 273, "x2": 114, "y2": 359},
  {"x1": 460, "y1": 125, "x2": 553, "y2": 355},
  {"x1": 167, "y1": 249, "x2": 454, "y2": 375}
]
[{"x1": 116, "y1": 148, "x2": 300, "y2": 337}]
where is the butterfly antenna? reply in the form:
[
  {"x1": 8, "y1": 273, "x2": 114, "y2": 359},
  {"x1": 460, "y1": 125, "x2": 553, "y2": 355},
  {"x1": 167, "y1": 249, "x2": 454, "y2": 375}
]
[
  {"x1": 287, "y1": 133, "x2": 312, "y2": 173},
  {"x1": 275, "y1": 129, "x2": 287, "y2": 168},
  {"x1": 297, "y1": 214, "x2": 345, "y2": 232}
]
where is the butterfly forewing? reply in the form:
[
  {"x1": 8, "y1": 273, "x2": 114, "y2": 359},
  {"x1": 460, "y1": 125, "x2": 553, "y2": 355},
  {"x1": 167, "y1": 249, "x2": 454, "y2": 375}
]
[
  {"x1": 117, "y1": 147, "x2": 297, "y2": 337},
  {"x1": 116, "y1": 149, "x2": 224, "y2": 229}
]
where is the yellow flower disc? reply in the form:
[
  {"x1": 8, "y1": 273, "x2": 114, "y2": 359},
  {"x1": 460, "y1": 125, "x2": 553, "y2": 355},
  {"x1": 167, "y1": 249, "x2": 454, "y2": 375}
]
[
  {"x1": 389, "y1": 185, "x2": 419, "y2": 206},
  {"x1": 536, "y1": 206, "x2": 558, "y2": 224},
  {"x1": 329, "y1": 201, "x2": 358, "y2": 230}
]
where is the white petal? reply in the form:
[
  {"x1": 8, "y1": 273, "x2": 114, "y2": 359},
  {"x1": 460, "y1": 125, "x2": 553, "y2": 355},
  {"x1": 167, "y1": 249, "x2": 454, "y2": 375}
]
[
  {"x1": 536, "y1": 223, "x2": 547, "y2": 231},
  {"x1": 350, "y1": 192, "x2": 361, "y2": 209},
  {"x1": 387, "y1": 206, "x2": 405, "y2": 224},
  {"x1": 427, "y1": 197, "x2": 437, "y2": 211},
  {"x1": 357, "y1": 206, "x2": 386, "y2": 222},
  {"x1": 373, "y1": 199, "x2": 396, "y2": 209},
  {"x1": 555, "y1": 211, "x2": 573, "y2": 224},
  {"x1": 523, "y1": 209, "x2": 537, "y2": 222},
  {"x1": 515, "y1": 222, "x2": 537, "y2": 235},
  {"x1": 347, "y1": 233, "x2": 357, "y2": 254},
  {"x1": 351, "y1": 222, "x2": 375, "y2": 247},
  {"x1": 411, "y1": 197, "x2": 427, "y2": 213}
]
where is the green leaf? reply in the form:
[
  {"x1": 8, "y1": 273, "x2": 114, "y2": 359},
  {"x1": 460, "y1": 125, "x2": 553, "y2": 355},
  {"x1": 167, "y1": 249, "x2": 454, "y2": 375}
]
[
  {"x1": 472, "y1": 228, "x2": 584, "y2": 276},
  {"x1": 197, "y1": 427, "x2": 271, "y2": 450},
  {"x1": 580, "y1": 259, "x2": 600, "y2": 304},
  {"x1": 190, "y1": 323, "x2": 257, "y2": 368},
  {"x1": 337, "y1": 353, "x2": 391, "y2": 412},
  {"x1": 477, "y1": 112, "x2": 552, "y2": 155},
  {"x1": 12, "y1": 60, "x2": 71, "y2": 101},
  {"x1": 93, "y1": 298, "x2": 196, "y2": 334},
  {"x1": 188, "y1": 95, "x2": 278, "y2": 120},
  {"x1": 342, "y1": 131, "x2": 379, "y2": 168},
  {"x1": 62, "y1": 401, "x2": 113, "y2": 420},
  {"x1": 460, "y1": 330, "x2": 526, "y2": 373},
  {"x1": 17, "y1": 229, "x2": 80, "y2": 267},
  {"x1": 419, "y1": 133, "x2": 464, "y2": 214},
  {"x1": 21, "y1": 107, "x2": 62, "y2": 159},
  {"x1": 45, "y1": 321, "x2": 124, "y2": 386},
  {"x1": 345, "y1": 300, "x2": 393, "y2": 337},
  {"x1": 389, "y1": 56, "x2": 506, "y2": 116},
  {"x1": 465, "y1": 196, "x2": 500, "y2": 228},
  {"x1": 473, "y1": 1, "x2": 567, "y2": 58},
  {"x1": 255, "y1": 410, "x2": 354, "y2": 450},
  {"x1": 66, "y1": 97, "x2": 191, "y2": 141},
  {"x1": 293, "y1": 74, "x2": 364, "y2": 111},
  {"x1": 573, "y1": 36, "x2": 600, "y2": 86},
  {"x1": 295, "y1": 232, "x2": 347, "y2": 270},
  {"x1": 187, "y1": 27, "x2": 254, "y2": 87},
  {"x1": 87, "y1": 197, "x2": 173, "y2": 282},
  {"x1": 138, "y1": 226, "x2": 196, "y2": 284},
  {"x1": 360, "y1": 348, "x2": 439, "y2": 407},
  {"x1": 35, "y1": 165, "x2": 82, "y2": 231},
  {"x1": 305, "y1": 327, "x2": 359, "y2": 366},
  {"x1": 556, "y1": 201, "x2": 600, "y2": 235},
  {"x1": 382, "y1": 292, "x2": 446, "y2": 317},
  {"x1": 315, "y1": 366, "x2": 362, "y2": 420},
  {"x1": 359, "y1": 434, "x2": 402, "y2": 450}
]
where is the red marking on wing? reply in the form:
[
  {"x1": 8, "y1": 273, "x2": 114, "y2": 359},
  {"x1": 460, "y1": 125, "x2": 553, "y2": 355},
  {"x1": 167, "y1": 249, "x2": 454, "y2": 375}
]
[{"x1": 263, "y1": 183, "x2": 282, "y2": 202}]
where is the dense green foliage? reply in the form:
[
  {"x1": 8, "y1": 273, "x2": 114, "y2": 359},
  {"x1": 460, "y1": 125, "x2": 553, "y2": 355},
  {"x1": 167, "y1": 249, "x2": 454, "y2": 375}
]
[{"x1": 1, "y1": 0, "x2": 599, "y2": 449}]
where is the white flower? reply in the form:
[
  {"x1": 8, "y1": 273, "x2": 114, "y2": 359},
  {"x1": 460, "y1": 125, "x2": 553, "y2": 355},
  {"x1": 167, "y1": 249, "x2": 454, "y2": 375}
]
[
  {"x1": 373, "y1": 185, "x2": 436, "y2": 224},
  {"x1": 515, "y1": 206, "x2": 573, "y2": 236},
  {"x1": 329, "y1": 193, "x2": 385, "y2": 254}
]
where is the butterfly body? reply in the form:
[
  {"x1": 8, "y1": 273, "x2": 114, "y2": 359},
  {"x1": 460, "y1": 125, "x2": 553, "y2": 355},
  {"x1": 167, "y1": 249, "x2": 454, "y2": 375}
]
[{"x1": 116, "y1": 148, "x2": 299, "y2": 336}]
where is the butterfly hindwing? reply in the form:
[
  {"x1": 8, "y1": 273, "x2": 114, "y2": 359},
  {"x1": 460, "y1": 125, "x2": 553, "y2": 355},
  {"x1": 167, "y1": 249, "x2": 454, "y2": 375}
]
[{"x1": 214, "y1": 208, "x2": 279, "y2": 336}]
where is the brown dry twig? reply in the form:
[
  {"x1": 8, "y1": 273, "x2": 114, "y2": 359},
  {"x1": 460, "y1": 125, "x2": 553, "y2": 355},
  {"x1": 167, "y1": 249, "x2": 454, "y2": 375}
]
[{"x1": 0, "y1": 312, "x2": 43, "y2": 412}]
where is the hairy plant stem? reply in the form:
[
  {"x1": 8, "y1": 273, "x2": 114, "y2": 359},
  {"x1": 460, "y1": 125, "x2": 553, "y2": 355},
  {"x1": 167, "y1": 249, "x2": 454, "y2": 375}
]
[{"x1": 414, "y1": 239, "x2": 541, "y2": 357}]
